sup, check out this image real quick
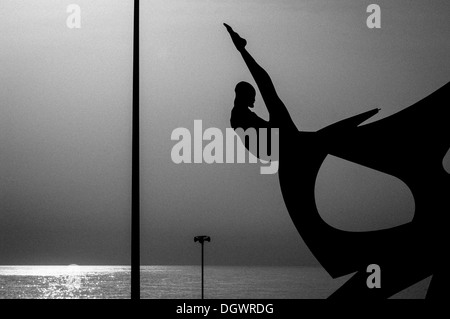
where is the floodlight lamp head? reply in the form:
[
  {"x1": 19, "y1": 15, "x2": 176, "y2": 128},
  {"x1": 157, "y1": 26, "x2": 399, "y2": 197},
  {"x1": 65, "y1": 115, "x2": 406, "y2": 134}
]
[{"x1": 194, "y1": 235, "x2": 211, "y2": 244}]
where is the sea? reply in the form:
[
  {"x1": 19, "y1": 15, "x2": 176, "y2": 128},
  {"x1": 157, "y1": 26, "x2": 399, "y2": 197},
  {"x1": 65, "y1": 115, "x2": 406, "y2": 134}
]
[{"x1": 0, "y1": 265, "x2": 430, "y2": 299}]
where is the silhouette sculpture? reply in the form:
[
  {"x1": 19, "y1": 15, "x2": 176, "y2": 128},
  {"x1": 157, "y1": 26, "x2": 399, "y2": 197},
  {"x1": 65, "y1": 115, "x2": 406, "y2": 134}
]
[
  {"x1": 225, "y1": 23, "x2": 449, "y2": 299},
  {"x1": 194, "y1": 235, "x2": 211, "y2": 299}
]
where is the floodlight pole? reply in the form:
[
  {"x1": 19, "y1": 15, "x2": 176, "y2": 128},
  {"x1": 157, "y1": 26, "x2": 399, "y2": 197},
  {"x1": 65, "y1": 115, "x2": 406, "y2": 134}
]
[
  {"x1": 194, "y1": 236, "x2": 211, "y2": 299},
  {"x1": 131, "y1": 0, "x2": 140, "y2": 300}
]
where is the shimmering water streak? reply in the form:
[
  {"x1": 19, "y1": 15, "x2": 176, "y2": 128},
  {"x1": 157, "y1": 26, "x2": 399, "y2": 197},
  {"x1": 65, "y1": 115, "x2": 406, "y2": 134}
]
[
  {"x1": 0, "y1": 265, "x2": 127, "y2": 276},
  {"x1": 0, "y1": 266, "x2": 130, "y2": 299}
]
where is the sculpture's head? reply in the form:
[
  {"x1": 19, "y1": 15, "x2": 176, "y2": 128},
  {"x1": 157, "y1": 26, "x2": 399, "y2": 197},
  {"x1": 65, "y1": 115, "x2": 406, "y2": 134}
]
[{"x1": 234, "y1": 81, "x2": 256, "y2": 109}]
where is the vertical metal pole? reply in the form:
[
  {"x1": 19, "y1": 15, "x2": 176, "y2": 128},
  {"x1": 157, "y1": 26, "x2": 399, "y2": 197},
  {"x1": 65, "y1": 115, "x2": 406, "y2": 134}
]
[
  {"x1": 131, "y1": 0, "x2": 140, "y2": 300},
  {"x1": 201, "y1": 242, "x2": 204, "y2": 299},
  {"x1": 194, "y1": 236, "x2": 209, "y2": 299}
]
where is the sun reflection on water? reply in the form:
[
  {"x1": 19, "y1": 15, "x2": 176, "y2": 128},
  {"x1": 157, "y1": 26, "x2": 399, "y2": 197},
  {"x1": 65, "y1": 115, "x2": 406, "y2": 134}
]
[
  {"x1": 0, "y1": 265, "x2": 130, "y2": 299},
  {"x1": 33, "y1": 265, "x2": 83, "y2": 298}
]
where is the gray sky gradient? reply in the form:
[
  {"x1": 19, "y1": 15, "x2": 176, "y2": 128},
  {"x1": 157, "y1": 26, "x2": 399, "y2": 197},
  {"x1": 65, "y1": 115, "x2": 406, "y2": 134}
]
[
  {"x1": 1, "y1": 0, "x2": 133, "y2": 264},
  {"x1": 1, "y1": 0, "x2": 449, "y2": 266}
]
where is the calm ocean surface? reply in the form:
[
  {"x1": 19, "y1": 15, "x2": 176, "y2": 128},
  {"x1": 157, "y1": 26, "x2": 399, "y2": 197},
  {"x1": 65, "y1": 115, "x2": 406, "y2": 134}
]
[{"x1": 0, "y1": 265, "x2": 429, "y2": 299}]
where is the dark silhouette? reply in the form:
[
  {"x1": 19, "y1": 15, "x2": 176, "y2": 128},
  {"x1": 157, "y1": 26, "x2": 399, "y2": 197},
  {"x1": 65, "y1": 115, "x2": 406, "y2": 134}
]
[
  {"x1": 231, "y1": 81, "x2": 266, "y2": 129},
  {"x1": 194, "y1": 235, "x2": 211, "y2": 299},
  {"x1": 225, "y1": 23, "x2": 449, "y2": 299},
  {"x1": 231, "y1": 81, "x2": 274, "y2": 161},
  {"x1": 131, "y1": 0, "x2": 140, "y2": 300}
]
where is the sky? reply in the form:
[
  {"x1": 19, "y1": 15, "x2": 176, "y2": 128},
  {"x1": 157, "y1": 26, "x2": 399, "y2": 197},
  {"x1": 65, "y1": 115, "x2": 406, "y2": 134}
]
[{"x1": 1, "y1": 0, "x2": 449, "y2": 266}]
